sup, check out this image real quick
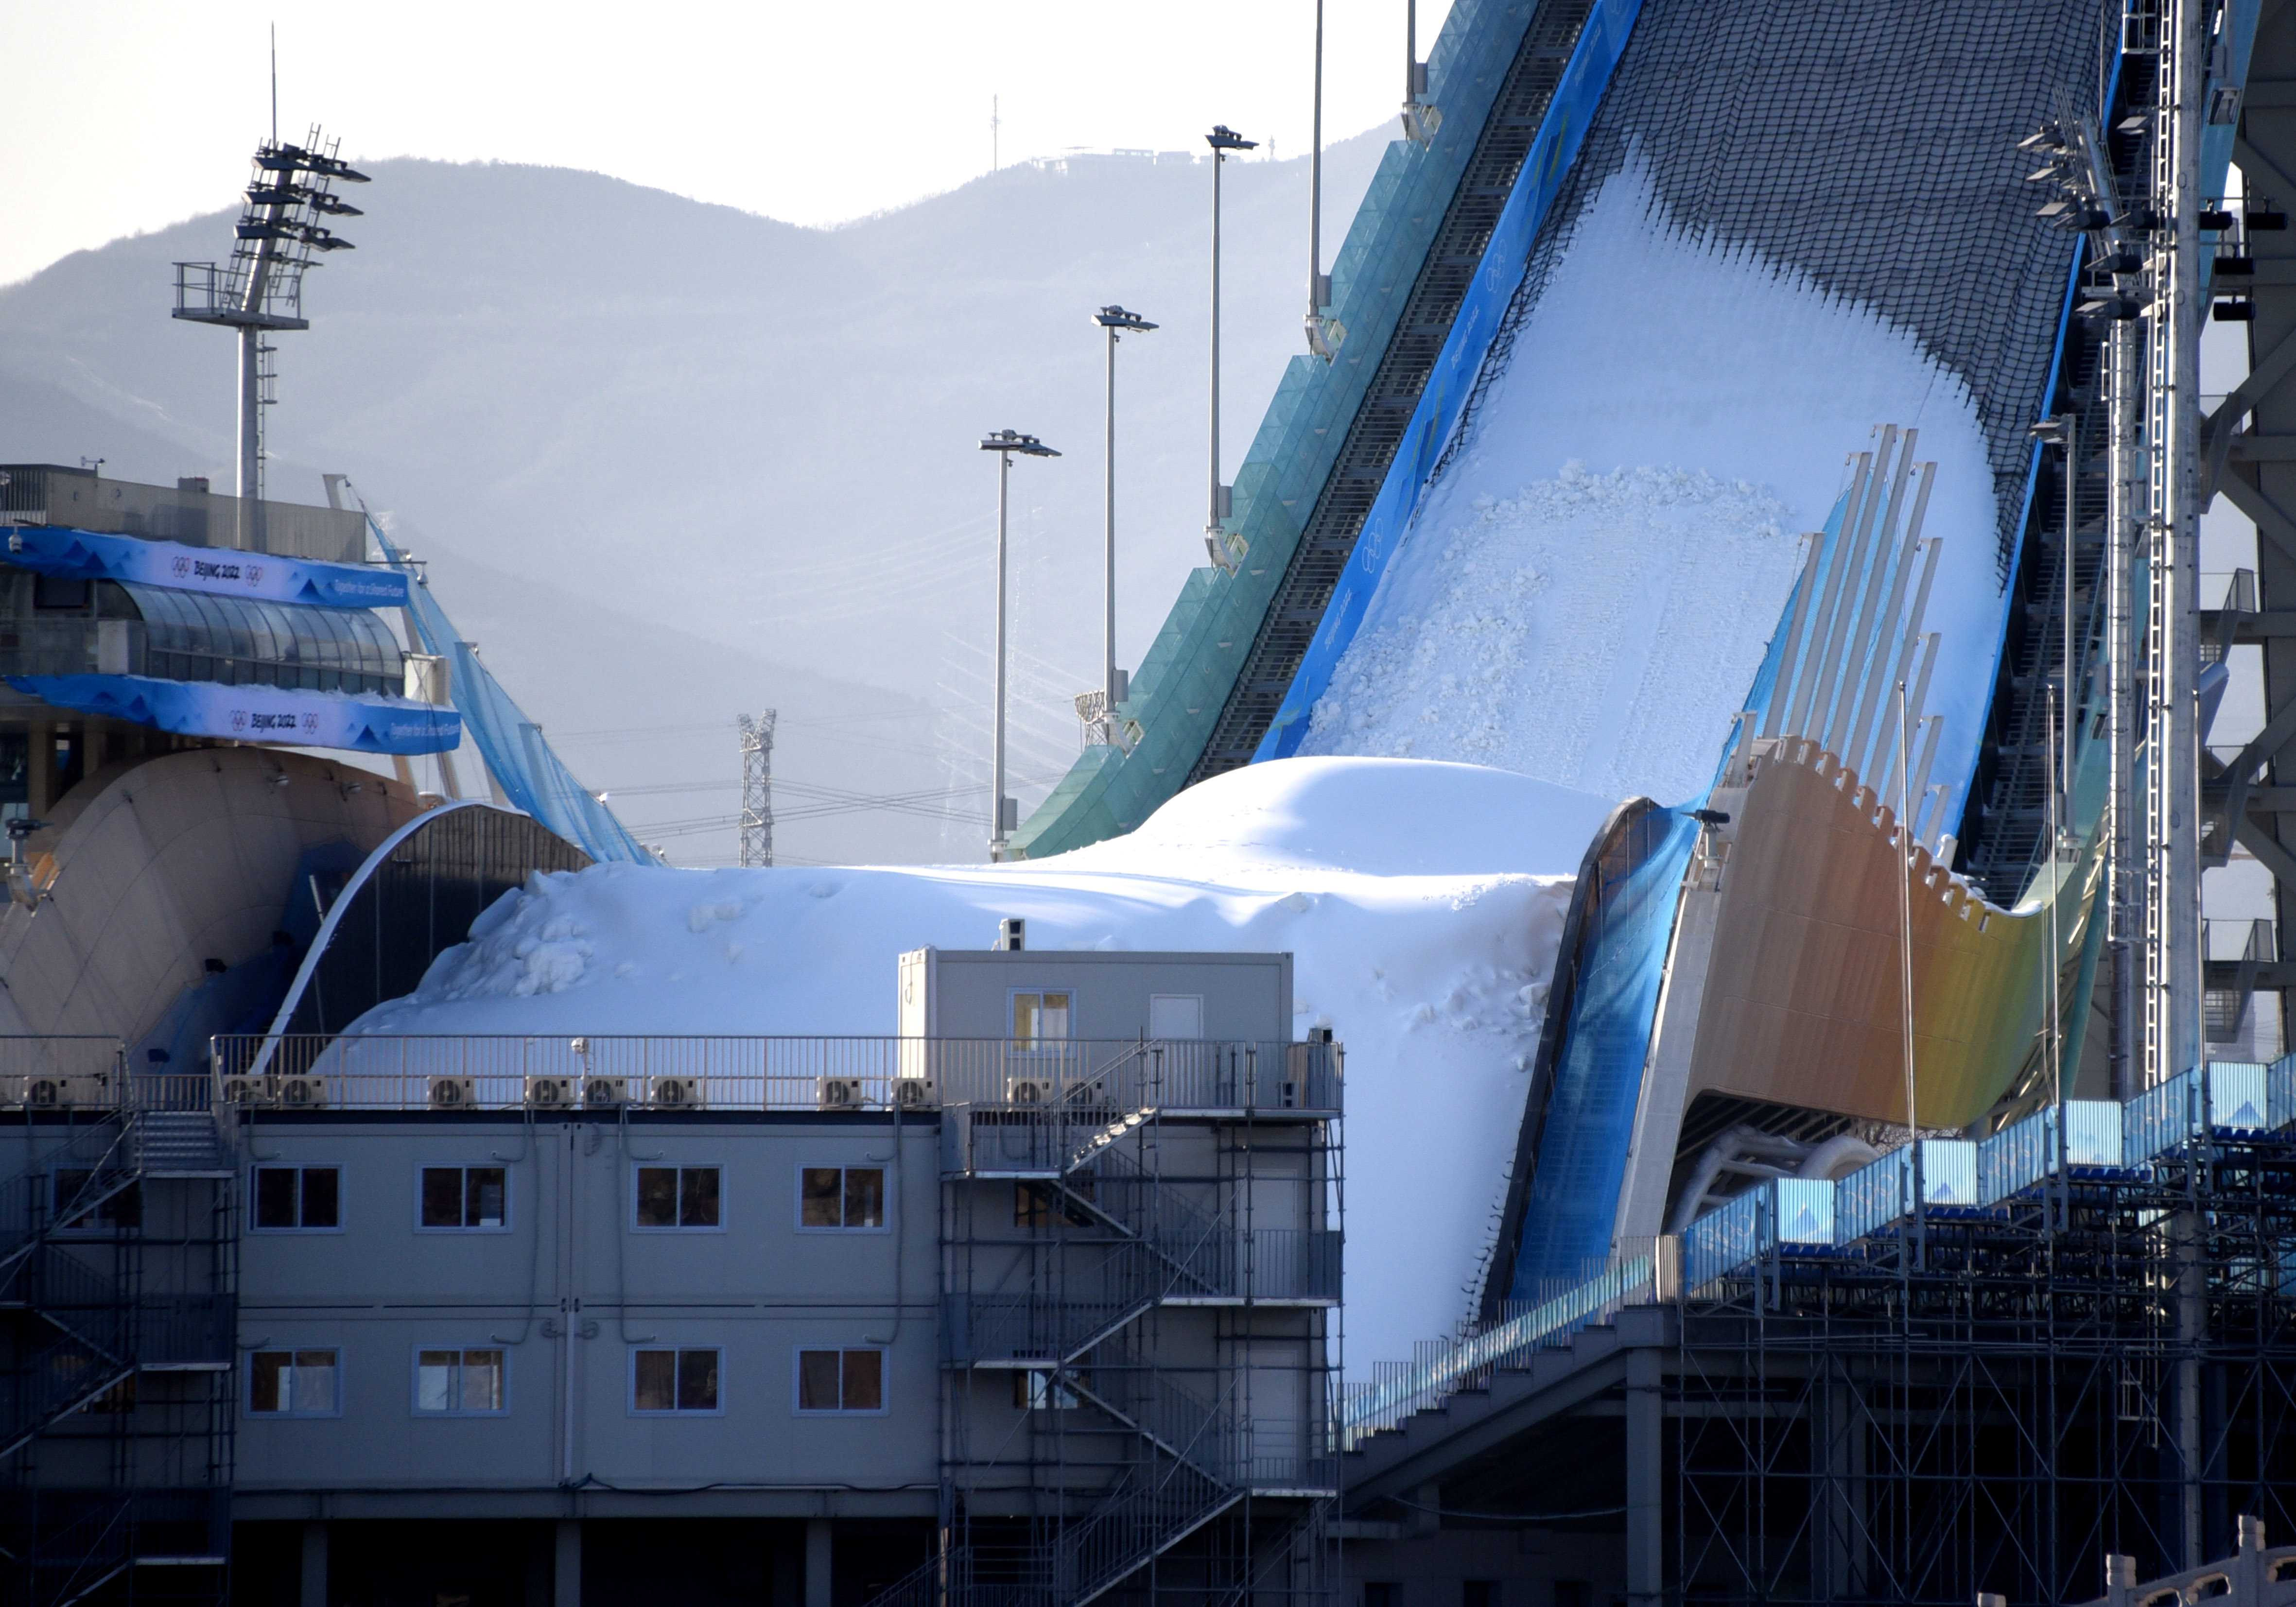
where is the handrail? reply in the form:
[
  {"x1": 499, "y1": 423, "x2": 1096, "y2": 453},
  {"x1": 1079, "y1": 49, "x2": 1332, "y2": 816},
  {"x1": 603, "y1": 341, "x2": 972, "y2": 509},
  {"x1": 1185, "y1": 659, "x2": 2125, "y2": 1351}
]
[{"x1": 209, "y1": 1035, "x2": 1342, "y2": 1116}]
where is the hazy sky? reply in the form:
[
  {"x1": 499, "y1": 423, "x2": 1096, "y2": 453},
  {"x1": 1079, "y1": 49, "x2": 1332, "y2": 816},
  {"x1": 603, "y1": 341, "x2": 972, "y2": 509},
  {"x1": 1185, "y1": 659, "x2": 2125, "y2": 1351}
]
[{"x1": 3, "y1": 0, "x2": 1448, "y2": 288}]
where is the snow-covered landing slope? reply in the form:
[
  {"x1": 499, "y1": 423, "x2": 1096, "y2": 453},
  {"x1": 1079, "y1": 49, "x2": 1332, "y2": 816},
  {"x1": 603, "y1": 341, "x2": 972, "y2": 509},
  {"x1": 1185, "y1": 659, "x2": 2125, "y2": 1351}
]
[
  {"x1": 1302, "y1": 157, "x2": 2004, "y2": 817},
  {"x1": 353, "y1": 757, "x2": 1614, "y2": 1362}
]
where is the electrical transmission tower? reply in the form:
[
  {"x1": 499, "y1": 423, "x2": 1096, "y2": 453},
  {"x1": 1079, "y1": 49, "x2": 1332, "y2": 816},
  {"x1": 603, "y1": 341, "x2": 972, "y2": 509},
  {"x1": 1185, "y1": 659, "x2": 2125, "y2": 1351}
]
[{"x1": 738, "y1": 711, "x2": 777, "y2": 867}]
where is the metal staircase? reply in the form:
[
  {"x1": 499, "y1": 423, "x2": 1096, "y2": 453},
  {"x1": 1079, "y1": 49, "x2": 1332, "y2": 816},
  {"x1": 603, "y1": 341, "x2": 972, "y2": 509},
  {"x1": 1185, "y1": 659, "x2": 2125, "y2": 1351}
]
[{"x1": 880, "y1": 1049, "x2": 1341, "y2": 1607}]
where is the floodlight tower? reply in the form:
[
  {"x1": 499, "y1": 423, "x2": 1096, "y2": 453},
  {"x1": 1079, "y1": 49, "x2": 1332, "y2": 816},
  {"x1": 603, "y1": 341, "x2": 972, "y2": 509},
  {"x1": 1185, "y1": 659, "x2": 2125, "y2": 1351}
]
[
  {"x1": 1091, "y1": 306, "x2": 1157, "y2": 746},
  {"x1": 1205, "y1": 124, "x2": 1257, "y2": 573},
  {"x1": 173, "y1": 128, "x2": 368, "y2": 553},
  {"x1": 980, "y1": 430, "x2": 1060, "y2": 862}
]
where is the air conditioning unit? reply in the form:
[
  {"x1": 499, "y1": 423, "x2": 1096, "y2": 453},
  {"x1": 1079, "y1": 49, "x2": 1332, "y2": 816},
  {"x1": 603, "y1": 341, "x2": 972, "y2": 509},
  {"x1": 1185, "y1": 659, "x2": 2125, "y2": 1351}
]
[
  {"x1": 581, "y1": 1077, "x2": 628, "y2": 1109},
  {"x1": 428, "y1": 1076, "x2": 477, "y2": 1109},
  {"x1": 651, "y1": 1076, "x2": 704, "y2": 1110},
  {"x1": 25, "y1": 1076, "x2": 104, "y2": 1109},
  {"x1": 892, "y1": 1078, "x2": 938, "y2": 1110},
  {"x1": 220, "y1": 1075, "x2": 277, "y2": 1106},
  {"x1": 525, "y1": 1076, "x2": 578, "y2": 1109},
  {"x1": 818, "y1": 1077, "x2": 866, "y2": 1111},
  {"x1": 278, "y1": 1076, "x2": 329, "y2": 1109},
  {"x1": 1005, "y1": 1076, "x2": 1057, "y2": 1107}
]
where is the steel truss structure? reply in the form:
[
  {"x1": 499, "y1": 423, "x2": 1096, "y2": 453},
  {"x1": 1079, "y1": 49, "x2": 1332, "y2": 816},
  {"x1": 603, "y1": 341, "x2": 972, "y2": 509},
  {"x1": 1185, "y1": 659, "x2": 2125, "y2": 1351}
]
[
  {"x1": 1674, "y1": 1126, "x2": 2296, "y2": 1605},
  {"x1": 0, "y1": 1056, "x2": 238, "y2": 1607}
]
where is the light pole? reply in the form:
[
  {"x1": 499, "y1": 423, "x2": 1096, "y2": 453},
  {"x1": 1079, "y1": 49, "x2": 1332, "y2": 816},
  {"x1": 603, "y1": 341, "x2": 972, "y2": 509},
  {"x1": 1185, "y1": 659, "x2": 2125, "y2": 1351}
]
[
  {"x1": 1205, "y1": 124, "x2": 1256, "y2": 571},
  {"x1": 1401, "y1": 0, "x2": 1442, "y2": 145},
  {"x1": 1092, "y1": 307, "x2": 1158, "y2": 747},
  {"x1": 979, "y1": 429, "x2": 1060, "y2": 862},
  {"x1": 1306, "y1": 0, "x2": 1344, "y2": 359}
]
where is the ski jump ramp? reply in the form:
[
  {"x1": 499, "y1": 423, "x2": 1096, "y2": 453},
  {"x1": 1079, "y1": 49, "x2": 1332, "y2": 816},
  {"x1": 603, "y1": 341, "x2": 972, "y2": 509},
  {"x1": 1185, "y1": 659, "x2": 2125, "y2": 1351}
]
[{"x1": 1010, "y1": 0, "x2": 2255, "y2": 1307}]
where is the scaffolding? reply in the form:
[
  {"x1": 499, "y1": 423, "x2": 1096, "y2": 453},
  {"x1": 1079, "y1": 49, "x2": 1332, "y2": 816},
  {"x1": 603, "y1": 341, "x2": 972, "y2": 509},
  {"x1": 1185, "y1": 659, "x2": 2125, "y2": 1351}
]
[
  {"x1": 0, "y1": 1045, "x2": 237, "y2": 1607},
  {"x1": 869, "y1": 1038, "x2": 1345, "y2": 1607},
  {"x1": 1674, "y1": 1118, "x2": 2296, "y2": 1603},
  {"x1": 1339, "y1": 1060, "x2": 2296, "y2": 1607}
]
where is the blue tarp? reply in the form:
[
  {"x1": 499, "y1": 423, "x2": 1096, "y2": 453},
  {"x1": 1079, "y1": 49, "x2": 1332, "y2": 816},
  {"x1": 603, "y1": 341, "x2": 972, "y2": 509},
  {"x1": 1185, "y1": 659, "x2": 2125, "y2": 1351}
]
[
  {"x1": 4, "y1": 524, "x2": 408, "y2": 610},
  {"x1": 1256, "y1": 0, "x2": 1644, "y2": 760},
  {"x1": 7, "y1": 672, "x2": 461, "y2": 756},
  {"x1": 369, "y1": 521, "x2": 653, "y2": 865}
]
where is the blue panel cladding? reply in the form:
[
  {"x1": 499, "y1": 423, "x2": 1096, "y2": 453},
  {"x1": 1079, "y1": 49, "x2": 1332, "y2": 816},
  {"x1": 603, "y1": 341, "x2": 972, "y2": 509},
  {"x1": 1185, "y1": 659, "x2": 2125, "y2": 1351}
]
[{"x1": 1506, "y1": 803, "x2": 1698, "y2": 1297}]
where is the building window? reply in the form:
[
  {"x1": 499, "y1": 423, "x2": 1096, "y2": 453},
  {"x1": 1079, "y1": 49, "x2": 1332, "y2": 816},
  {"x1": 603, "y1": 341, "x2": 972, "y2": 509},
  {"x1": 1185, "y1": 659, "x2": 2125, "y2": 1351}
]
[
  {"x1": 33, "y1": 574, "x2": 90, "y2": 612},
  {"x1": 248, "y1": 1349, "x2": 339, "y2": 1416},
  {"x1": 1014, "y1": 1172, "x2": 1096, "y2": 1229},
  {"x1": 1148, "y1": 993, "x2": 1204, "y2": 1039},
  {"x1": 631, "y1": 1348, "x2": 721, "y2": 1415},
  {"x1": 250, "y1": 1165, "x2": 340, "y2": 1232},
  {"x1": 415, "y1": 1348, "x2": 506, "y2": 1415},
  {"x1": 1011, "y1": 1370, "x2": 1082, "y2": 1411},
  {"x1": 634, "y1": 1166, "x2": 721, "y2": 1230},
  {"x1": 1010, "y1": 991, "x2": 1071, "y2": 1045},
  {"x1": 796, "y1": 1348, "x2": 886, "y2": 1414},
  {"x1": 83, "y1": 1376, "x2": 137, "y2": 1415},
  {"x1": 799, "y1": 1166, "x2": 886, "y2": 1229},
  {"x1": 419, "y1": 1166, "x2": 508, "y2": 1230},
  {"x1": 52, "y1": 1170, "x2": 139, "y2": 1234}
]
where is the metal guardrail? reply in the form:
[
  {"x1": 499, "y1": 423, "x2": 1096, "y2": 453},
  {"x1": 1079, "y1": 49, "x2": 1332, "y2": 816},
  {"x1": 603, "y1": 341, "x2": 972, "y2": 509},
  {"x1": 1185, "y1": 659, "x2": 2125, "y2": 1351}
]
[
  {"x1": 209, "y1": 1035, "x2": 1343, "y2": 1116},
  {"x1": 1341, "y1": 1243, "x2": 1669, "y2": 1444}
]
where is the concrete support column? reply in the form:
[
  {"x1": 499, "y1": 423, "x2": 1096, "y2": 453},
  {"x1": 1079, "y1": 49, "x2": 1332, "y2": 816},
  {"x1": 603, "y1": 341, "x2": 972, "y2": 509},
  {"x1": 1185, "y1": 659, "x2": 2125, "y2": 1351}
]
[
  {"x1": 26, "y1": 721, "x2": 52, "y2": 817},
  {"x1": 1626, "y1": 1347, "x2": 1664, "y2": 1607},
  {"x1": 299, "y1": 1521, "x2": 328, "y2": 1607},
  {"x1": 555, "y1": 1518, "x2": 581, "y2": 1607},
  {"x1": 805, "y1": 1518, "x2": 833, "y2": 1607}
]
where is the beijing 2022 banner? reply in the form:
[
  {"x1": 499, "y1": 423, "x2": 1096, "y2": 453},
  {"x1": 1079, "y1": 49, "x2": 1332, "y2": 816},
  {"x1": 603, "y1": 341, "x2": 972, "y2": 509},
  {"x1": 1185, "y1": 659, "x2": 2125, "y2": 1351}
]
[
  {"x1": 6, "y1": 525, "x2": 409, "y2": 611},
  {"x1": 7, "y1": 674, "x2": 460, "y2": 756}
]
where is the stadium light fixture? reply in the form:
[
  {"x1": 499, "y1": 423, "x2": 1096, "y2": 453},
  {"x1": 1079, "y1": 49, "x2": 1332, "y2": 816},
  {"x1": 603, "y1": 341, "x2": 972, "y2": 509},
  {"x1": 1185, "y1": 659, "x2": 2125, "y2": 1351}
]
[
  {"x1": 1306, "y1": 0, "x2": 1346, "y2": 360},
  {"x1": 1205, "y1": 126, "x2": 1257, "y2": 574},
  {"x1": 173, "y1": 129, "x2": 370, "y2": 553},
  {"x1": 1088, "y1": 308, "x2": 1158, "y2": 750},
  {"x1": 1401, "y1": 0, "x2": 1443, "y2": 145},
  {"x1": 980, "y1": 430, "x2": 1061, "y2": 861}
]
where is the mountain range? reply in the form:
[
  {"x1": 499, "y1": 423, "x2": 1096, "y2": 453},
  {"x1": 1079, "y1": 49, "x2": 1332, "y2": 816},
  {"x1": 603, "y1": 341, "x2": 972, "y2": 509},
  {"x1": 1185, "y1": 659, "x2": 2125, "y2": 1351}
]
[{"x1": 0, "y1": 130, "x2": 1387, "y2": 864}]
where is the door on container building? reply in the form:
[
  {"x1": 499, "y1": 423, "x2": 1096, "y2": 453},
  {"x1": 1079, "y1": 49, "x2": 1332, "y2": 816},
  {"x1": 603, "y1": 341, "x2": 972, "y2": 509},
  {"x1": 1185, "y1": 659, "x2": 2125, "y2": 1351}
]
[
  {"x1": 1148, "y1": 993, "x2": 1205, "y2": 1101},
  {"x1": 1235, "y1": 1337, "x2": 1312, "y2": 1489}
]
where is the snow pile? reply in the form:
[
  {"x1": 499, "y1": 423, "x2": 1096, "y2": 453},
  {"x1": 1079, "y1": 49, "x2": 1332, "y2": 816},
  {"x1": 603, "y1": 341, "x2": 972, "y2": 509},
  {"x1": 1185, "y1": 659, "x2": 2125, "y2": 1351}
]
[
  {"x1": 353, "y1": 757, "x2": 1616, "y2": 1363},
  {"x1": 1306, "y1": 464, "x2": 1791, "y2": 804},
  {"x1": 1303, "y1": 155, "x2": 2005, "y2": 815}
]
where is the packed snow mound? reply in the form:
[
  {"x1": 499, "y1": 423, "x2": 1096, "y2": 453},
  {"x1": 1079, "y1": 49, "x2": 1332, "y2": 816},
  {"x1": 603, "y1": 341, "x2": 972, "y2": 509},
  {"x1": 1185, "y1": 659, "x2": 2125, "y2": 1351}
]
[
  {"x1": 350, "y1": 756, "x2": 1611, "y2": 1364},
  {"x1": 1055, "y1": 754, "x2": 1616, "y2": 878},
  {"x1": 1302, "y1": 155, "x2": 2003, "y2": 817},
  {"x1": 1303, "y1": 466, "x2": 1791, "y2": 803}
]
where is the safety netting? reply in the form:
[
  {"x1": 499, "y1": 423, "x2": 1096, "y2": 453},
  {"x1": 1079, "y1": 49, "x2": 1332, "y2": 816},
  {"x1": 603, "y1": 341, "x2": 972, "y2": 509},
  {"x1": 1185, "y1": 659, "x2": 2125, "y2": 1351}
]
[{"x1": 1007, "y1": 0, "x2": 1550, "y2": 857}]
